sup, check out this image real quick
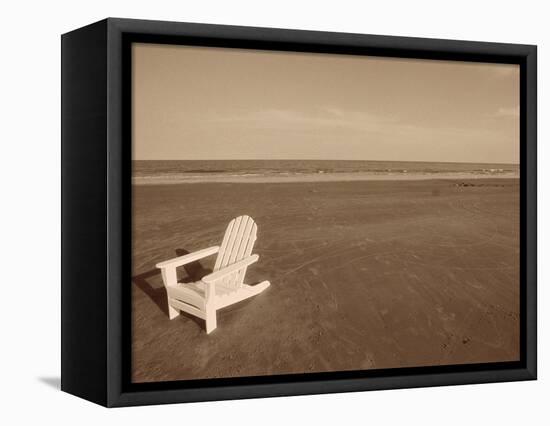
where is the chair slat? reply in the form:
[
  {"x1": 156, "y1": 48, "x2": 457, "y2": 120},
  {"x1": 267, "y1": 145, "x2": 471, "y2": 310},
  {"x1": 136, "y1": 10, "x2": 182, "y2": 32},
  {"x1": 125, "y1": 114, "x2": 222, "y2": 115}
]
[
  {"x1": 227, "y1": 216, "x2": 255, "y2": 288},
  {"x1": 235, "y1": 222, "x2": 257, "y2": 286},
  {"x1": 222, "y1": 216, "x2": 245, "y2": 288},
  {"x1": 214, "y1": 217, "x2": 237, "y2": 271},
  {"x1": 221, "y1": 215, "x2": 244, "y2": 269}
]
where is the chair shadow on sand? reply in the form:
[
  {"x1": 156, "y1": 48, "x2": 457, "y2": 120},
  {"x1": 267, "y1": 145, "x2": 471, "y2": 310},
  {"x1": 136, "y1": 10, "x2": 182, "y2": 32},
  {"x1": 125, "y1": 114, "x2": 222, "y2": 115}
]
[{"x1": 131, "y1": 248, "x2": 212, "y2": 327}]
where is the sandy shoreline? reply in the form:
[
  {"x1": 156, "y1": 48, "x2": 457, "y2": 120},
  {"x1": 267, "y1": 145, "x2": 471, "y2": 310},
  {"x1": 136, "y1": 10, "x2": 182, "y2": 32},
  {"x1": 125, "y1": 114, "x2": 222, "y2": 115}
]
[
  {"x1": 132, "y1": 178, "x2": 520, "y2": 383},
  {"x1": 132, "y1": 172, "x2": 519, "y2": 185}
]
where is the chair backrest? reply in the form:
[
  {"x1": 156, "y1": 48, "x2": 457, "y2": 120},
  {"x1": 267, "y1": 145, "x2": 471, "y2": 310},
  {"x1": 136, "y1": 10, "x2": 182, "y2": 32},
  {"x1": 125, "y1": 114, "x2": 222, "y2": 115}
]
[{"x1": 213, "y1": 215, "x2": 258, "y2": 289}]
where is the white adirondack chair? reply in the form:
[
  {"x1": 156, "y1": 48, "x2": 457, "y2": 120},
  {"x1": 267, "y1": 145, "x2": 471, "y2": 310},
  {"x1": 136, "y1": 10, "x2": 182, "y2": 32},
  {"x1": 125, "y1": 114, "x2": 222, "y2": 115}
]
[{"x1": 156, "y1": 215, "x2": 270, "y2": 334}]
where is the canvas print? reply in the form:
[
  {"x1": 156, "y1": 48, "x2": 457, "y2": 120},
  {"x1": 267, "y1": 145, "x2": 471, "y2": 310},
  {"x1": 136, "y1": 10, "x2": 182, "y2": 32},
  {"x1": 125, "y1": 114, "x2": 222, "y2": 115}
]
[{"x1": 131, "y1": 43, "x2": 520, "y2": 383}]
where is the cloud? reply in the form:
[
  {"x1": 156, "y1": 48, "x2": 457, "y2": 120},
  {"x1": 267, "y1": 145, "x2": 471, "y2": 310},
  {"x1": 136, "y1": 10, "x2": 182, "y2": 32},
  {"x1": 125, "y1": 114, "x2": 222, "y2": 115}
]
[{"x1": 206, "y1": 106, "x2": 397, "y2": 132}]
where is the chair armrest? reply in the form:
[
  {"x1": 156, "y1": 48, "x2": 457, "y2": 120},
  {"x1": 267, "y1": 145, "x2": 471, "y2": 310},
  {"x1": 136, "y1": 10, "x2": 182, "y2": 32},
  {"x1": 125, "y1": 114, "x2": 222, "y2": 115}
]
[
  {"x1": 202, "y1": 255, "x2": 259, "y2": 284},
  {"x1": 156, "y1": 246, "x2": 219, "y2": 269}
]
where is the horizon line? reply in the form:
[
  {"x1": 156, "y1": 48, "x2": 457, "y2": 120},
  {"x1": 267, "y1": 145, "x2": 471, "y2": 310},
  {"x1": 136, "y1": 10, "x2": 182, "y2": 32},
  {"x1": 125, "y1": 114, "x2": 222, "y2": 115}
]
[{"x1": 132, "y1": 159, "x2": 520, "y2": 165}]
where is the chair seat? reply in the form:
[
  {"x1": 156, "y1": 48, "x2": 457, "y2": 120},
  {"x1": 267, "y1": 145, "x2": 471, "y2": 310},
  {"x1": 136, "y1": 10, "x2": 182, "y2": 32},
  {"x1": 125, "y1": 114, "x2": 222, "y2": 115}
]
[
  {"x1": 168, "y1": 281, "x2": 207, "y2": 310},
  {"x1": 167, "y1": 280, "x2": 241, "y2": 310}
]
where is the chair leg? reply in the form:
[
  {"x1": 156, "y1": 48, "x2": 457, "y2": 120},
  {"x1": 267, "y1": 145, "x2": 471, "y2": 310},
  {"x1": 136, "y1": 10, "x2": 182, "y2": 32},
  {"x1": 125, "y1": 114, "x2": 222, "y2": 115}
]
[
  {"x1": 205, "y1": 306, "x2": 217, "y2": 334},
  {"x1": 167, "y1": 300, "x2": 180, "y2": 320}
]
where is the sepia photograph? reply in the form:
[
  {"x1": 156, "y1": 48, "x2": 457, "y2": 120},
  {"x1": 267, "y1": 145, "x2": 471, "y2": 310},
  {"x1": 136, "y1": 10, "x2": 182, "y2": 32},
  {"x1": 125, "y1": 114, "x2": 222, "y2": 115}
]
[{"x1": 130, "y1": 43, "x2": 520, "y2": 383}]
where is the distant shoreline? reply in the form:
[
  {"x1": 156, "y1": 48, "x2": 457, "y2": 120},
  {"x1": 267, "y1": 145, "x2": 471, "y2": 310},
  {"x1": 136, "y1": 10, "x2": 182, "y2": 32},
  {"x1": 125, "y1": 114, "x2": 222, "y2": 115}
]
[{"x1": 132, "y1": 172, "x2": 519, "y2": 185}]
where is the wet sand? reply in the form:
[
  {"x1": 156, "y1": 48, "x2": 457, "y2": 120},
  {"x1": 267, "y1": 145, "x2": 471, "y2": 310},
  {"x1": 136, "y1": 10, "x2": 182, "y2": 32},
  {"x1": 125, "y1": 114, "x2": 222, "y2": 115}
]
[
  {"x1": 133, "y1": 171, "x2": 518, "y2": 185},
  {"x1": 132, "y1": 178, "x2": 520, "y2": 383}
]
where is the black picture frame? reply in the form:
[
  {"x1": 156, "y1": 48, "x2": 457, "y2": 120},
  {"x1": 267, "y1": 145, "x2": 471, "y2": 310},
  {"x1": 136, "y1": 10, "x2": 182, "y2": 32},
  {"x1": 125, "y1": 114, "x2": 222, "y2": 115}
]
[{"x1": 61, "y1": 17, "x2": 537, "y2": 407}]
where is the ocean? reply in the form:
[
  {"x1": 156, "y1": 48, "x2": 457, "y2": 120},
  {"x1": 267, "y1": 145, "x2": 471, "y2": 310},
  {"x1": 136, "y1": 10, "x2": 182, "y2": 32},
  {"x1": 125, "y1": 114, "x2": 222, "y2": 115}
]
[{"x1": 132, "y1": 160, "x2": 519, "y2": 184}]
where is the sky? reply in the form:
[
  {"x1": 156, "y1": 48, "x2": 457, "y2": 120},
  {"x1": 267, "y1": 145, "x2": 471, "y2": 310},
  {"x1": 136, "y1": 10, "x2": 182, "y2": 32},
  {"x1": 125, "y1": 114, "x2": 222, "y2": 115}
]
[{"x1": 132, "y1": 43, "x2": 519, "y2": 164}]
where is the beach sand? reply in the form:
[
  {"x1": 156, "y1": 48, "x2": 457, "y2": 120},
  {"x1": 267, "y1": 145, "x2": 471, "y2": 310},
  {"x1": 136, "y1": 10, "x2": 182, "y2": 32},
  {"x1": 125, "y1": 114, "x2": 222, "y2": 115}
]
[{"x1": 131, "y1": 178, "x2": 520, "y2": 383}]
